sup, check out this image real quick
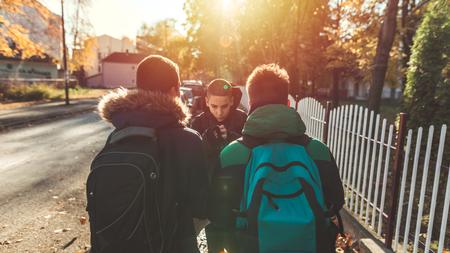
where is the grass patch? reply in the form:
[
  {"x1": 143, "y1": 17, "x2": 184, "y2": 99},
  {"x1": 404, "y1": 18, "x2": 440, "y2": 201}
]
[
  {"x1": 1, "y1": 83, "x2": 54, "y2": 101},
  {"x1": 65, "y1": 87, "x2": 109, "y2": 100}
]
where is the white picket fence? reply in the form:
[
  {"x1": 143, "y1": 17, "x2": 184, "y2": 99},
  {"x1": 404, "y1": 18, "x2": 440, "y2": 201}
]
[{"x1": 292, "y1": 97, "x2": 449, "y2": 253}]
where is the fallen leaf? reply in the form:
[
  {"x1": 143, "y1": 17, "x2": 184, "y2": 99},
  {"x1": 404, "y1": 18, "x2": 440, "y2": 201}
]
[
  {"x1": 80, "y1": 216, "x2": 87, "y2": 225},
  {"x1": 1, "y1": 240, "x2": 11, "y2": 245}
]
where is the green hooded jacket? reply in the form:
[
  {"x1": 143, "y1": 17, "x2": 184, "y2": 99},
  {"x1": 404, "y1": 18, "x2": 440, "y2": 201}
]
[{"x1": 206, "y1": 104, "x2": 344, "y2": 252}]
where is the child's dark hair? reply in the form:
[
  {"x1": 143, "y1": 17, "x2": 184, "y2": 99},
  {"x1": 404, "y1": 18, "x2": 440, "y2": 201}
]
[
  {"x1": 136, "y1": 55, "x2": 180, "y2": 92},
  {"x1": 206, "y1": 79, "x2": 234, "y2": 97}
]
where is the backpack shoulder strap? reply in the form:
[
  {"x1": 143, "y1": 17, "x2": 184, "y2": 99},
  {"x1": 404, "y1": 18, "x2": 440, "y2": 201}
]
[{"x1": 109, "y1": 127, "x2": 156, "y2": 144}]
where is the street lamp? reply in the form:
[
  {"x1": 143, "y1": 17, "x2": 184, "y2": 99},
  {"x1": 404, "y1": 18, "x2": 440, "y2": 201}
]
[{"x1": 61, "y1": 0, "x2": 70, "y2": 105}]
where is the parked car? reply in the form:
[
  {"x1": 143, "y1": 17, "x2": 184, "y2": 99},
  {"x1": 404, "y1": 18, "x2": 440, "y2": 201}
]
[
  {"x1": 180, "y1": 86, "x2": 194, "y2": 107},
  {"x1": 182, "y1": 80, "x2": 205, "y2": 97}
]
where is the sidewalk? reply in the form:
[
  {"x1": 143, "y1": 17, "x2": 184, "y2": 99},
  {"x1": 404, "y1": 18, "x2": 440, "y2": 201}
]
[{"x1": 0, "y1": 98, "x2": 98, "y2": 131}]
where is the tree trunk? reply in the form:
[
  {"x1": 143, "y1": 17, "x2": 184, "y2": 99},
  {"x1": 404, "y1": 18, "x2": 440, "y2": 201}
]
[
  {"x1": 400, "y1": 0, "x2": 409, "y2": 89},
  {"x1": 390, "y1": 87, "x2": 396, "y2": 100},
  {"x1": 331, "y1": 69, "x2": 340, "y2": 106},
  {"x1": 354, "y1": 79, "x2": 360, "y2": 98},
  {"x1": 287, "y1": 65, "x2": 300, "y2": 96},
  {"x1": 368, "y1": 0, "x2": 400, "y2": 114}
]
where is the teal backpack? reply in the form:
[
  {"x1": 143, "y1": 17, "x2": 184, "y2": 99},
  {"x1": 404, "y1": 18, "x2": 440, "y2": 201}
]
[{"x1": 235, "y1": 135, "x2": 336, "y2": 253}]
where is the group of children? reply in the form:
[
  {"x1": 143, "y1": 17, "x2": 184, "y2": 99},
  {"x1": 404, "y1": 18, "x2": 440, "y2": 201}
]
[{"x1": 88, "y1": 55, "x2": 345, "y2": 253}]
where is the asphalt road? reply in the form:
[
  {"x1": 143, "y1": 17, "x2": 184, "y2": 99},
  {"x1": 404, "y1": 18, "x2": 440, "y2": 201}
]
[{"x1": 0, "y1": 112, "x2": 112, "y2": 249}]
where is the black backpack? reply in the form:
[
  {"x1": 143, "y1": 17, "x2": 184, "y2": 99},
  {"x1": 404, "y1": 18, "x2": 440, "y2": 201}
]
[{"x1": 87, "y1": 127, "x2": 177, "y2": 253}]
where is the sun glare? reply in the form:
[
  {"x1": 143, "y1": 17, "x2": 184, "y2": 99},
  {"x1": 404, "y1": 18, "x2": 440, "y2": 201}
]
[
  {"x1": 221, "y1": 0, "x2": 245, "y2": 13},
  {"x1": 222, "y1": 0, "x2": 231, "y2": 10}
]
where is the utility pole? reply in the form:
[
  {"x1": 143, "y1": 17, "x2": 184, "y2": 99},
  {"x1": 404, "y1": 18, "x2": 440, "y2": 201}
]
[{"x1": 61, "y1": 0, "x2": 70, "y2": 105}]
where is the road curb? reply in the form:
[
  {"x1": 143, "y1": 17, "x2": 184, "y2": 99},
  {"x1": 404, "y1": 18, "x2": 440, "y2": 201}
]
[{"x1": 0, "y1": 103, "x2": 97, "y2": 132}]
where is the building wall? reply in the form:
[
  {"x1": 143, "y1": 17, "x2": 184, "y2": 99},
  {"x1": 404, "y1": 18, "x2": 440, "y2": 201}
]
[
  {"x1": 102, "y1": 62, "x2": 137, "y2": 88},
  {"x1": 0, "y1": 60, "x2": 58, "y2": 79},
  {"x1": 84, "y1": 35, "x2": 136, "y2": 77},
  {"x1": 350, "y1": 81, "x2": 401, "y2": 100},
  {"x1": 86, "y1": 73, "x2": 103, "y2": 88}
]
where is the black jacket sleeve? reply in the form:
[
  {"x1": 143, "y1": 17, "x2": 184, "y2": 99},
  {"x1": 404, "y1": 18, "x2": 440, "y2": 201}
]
[
  {"x1": 190, "y1": 116, "x2": 203, "y2": 135},
  {"x1": 185, "y1": 134, "x2": 209, "y2": 219},
  {"x1": 314, "y1": 151, "x2": 345, "y2": 213}
]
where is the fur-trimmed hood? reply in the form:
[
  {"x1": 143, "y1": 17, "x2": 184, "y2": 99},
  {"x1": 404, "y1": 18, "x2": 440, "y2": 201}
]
[{"x1": 98, "y1": 88, "x2": 191, "y2": 127}]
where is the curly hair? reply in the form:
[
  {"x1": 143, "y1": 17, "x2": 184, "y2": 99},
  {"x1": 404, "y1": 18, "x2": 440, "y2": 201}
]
[{"x1": 246, "y1": 63, "x2": 290, "y2": 112}]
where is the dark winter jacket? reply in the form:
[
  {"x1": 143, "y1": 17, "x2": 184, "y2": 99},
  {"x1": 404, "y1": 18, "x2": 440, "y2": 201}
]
[
  {"x1": 98, "y1": 88, "x2": 208, "y2": 253},
  {"x1": 190, "y1": 109, "x2": 247, "y2": 137},
  {"x1": 190, "y1": 108, "x2": 247, "y2": 178},
  {"x1": 207, "y1": 104, "x2": 345, "y2": 252}
]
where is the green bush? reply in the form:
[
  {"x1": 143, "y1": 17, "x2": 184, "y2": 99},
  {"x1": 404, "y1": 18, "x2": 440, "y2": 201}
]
[
  {"x1": 3, "y1": 84, "x2": 52, "y2": 101},
  {"x1": 403, "y1": 0, "x2": 450, "y2": 129}
]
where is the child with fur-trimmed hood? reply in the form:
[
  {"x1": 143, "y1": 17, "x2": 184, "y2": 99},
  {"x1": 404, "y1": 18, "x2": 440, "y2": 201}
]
[{"x1": 94, "y1": 55, "x2": 208, "y2": 253}]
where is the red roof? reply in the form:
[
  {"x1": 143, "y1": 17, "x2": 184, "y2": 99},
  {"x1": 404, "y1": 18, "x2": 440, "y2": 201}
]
[{"x1": 102, "y1": 52, "x2": 148, "y2": 64}]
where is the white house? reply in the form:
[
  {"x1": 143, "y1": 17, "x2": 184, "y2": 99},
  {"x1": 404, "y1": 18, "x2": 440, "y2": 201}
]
[
  {"x1": 86, "y1": 52, "x2": 148, "y2": 88},
  {"x1": 83, "y1": 35, "x2": 136, "y2": 78}
]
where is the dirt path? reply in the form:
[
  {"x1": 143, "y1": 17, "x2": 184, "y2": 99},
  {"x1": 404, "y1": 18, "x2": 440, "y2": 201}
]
[{"x1": 0, "y1": 185, "x2": 91, "y2": 253}]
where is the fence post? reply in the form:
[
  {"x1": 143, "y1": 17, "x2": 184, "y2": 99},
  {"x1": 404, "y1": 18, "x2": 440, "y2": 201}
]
[
  {"x1": 323, "y1": 101, "x2": 332, "y2": 144},
  {"x1": 385, "y1": 112, "x2": 408, "y2": 249}
]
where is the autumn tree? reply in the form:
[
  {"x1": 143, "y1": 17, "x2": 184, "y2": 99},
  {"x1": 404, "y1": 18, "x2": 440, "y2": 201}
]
[
  {"x1": 324, "y1": 0, "x2": 405, "y2": 108},
  {"x1": 137, "y1": 19, "x2": 177, "y2": 54},
  {"x1": 184, "y1": 0, "x2": 231, "y2": 79},
  {"x1": 324, "y1": 0, "x2": 382, "y2": 105},
  {"x1": 69, "y1": 0, "x2": 93, "y2": 72},
  {"x1": 184, "y1": 0, "x2": 330, "y2": 87},
  {"x1": 0, "y1": 0, "x2": 48, "y2": 58},
  {"x1": 137, "y1": 19, "x2": 194, "y2": 79}
]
